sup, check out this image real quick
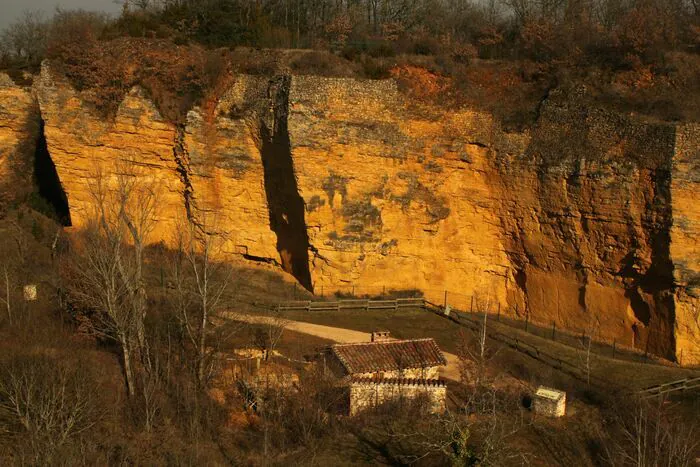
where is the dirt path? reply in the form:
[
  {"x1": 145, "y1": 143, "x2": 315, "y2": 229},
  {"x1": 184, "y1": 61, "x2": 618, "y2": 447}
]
[{"x1": 230, "y1": 313, "x2": 462, "y2": 381}]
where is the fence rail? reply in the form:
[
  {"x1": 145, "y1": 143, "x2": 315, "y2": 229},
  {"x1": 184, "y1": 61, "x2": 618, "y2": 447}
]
[
  {"x1": 268, "y1": 296, "x2": 700, "y2": 394},
  {"x1": 638, "y1": 376, "x2": 700, "y2": 398},
  {"x1": 276, "y1": 295, "x2": 677, "y2": 366},
  {"x1": 276, "y1": 297, "x2": 425, "y2": 312}
]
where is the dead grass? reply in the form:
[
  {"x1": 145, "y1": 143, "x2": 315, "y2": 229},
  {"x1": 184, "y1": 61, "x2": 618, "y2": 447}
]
[{"x1": 278, "y1": 308, "x2": 699, "y2": 393}]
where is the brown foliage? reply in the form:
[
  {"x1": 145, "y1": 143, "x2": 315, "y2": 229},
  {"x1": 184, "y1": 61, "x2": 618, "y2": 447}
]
[
  {"x1": 48, "y1": 37, "x2": 233, "y2": 122},
  {"x1": 390, "y1": 65, "x2": 449, "y2": 99}
]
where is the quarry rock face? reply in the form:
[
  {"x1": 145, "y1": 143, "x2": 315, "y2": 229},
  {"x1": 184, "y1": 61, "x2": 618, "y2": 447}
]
[
  {"x1": 1, "y1": 66, "x2": 698, "y2": 365},
  {"x1": 0, "y1": 74, "x2": 39, "y2": 204}
]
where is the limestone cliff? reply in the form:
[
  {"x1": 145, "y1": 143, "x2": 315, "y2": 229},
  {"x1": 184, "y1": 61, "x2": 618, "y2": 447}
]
[
  {"x1": 0, "y1": 74, "x2": 39, "y2": 205},
  {"x1": 0, "y1": 65, "x2": 698, "y2": 365}
]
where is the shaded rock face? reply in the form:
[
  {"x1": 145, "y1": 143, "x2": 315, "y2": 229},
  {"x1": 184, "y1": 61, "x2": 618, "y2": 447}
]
[{"x1": 1, "y1": 66, "x2": 698, "y2": 365}]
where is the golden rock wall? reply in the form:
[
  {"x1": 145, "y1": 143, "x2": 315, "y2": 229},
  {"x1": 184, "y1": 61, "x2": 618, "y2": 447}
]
[
  {"x1": 1, "y1": 68, "x2": 698, "y2": 365},
  {"x1": 0, "y1": 74, "x2": 39, "y2": 204}
]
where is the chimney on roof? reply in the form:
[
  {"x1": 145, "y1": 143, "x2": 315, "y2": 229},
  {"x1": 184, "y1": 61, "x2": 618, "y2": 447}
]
[{"x1": 371, "y1": 331, "x2": 391, "y2": 342}]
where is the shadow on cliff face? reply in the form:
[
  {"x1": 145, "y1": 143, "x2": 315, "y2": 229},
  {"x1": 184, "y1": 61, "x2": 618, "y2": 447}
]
[
  {"x1": 32, "y1": 119, "x2": 71, "y2": 226},
  {"x1": 501, "y1": 96, "x2": 679, "y2": 362},
  {"x1": 259, "y1": 76, "x2": 313, "y2": 292}
]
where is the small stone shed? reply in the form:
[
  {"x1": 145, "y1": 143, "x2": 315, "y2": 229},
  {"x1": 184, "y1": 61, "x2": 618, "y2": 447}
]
[
  {"x1": 533, "y1": 386, "x2": 566, "y2": 417},
  {"x1": 323, "y1": 333, "x2": 448, "y2": 415}
]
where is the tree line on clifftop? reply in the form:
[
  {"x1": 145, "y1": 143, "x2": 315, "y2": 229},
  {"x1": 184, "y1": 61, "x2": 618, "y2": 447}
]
[{"x1": 1, "y1": 1, "x2": 699, "y2": 125}]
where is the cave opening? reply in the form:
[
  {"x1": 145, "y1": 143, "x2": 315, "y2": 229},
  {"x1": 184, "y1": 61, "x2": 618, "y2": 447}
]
[
  {"x1": 260, "y1": 76, "x2": 313, "y2": 292},
  {"x1": 33, "y1": 119, "x2": 71, "y2": 226}
]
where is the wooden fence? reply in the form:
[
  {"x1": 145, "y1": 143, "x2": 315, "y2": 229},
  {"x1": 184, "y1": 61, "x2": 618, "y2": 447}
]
[
  {"x1": 276, "y1": 297, "x2": 425, "y2": 312},
  {"x1": 638, "y1": 376, "x2": 700, "y2": 398},
  {"x1": 272, "y1": 297, "x2": 700, "y2": 393}
]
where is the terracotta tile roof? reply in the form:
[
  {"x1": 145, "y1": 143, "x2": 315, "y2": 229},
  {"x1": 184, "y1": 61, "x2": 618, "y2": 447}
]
[
  {"x1": 351, "y1": 377, "x2": 446, "y2": 387},
  {"x1": 331, "y1": 338, "x2": 447, "y2": 374}
]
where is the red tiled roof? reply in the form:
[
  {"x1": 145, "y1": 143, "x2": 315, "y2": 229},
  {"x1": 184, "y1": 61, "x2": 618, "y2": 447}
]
[
  {"x1": 331, "y1": 338, "x2": 447, "y2": 374},
  {"x1": 351, "y1": 377, "x2": 446, "y2": 387}
]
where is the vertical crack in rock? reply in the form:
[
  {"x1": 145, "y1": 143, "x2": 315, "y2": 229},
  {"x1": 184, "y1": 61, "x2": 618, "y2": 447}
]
[
  {"x1": 259, "y1": 76, "x2": 313, "y2": 292},
  {"x1": 33, "y1": 118, "x2": 71, "y2": 226},
  {"x1": 621, "y1": 166, "x2": 677, "y2": 359},
  {"x1": 639, "y1": 166, "x2": 676, "y2": 359},
  {"x1": 173, "y1": 124, "x2": 197, "y2": 224}
]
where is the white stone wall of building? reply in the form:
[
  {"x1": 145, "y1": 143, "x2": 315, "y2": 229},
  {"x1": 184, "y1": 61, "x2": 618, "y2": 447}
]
[{"x1": 349, "y1": 381, "x2": 446, "y2": 415}]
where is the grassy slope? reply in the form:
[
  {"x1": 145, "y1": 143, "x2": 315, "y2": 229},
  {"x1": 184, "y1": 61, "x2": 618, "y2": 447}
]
[{"x1": 278, "y1": 308, "x2": 700, "y2": 392}]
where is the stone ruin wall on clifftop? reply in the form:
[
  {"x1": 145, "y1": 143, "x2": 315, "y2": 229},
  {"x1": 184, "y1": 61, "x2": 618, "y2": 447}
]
[{"x1": 0, "y1": 65, "x2": 698, "y2": 365}]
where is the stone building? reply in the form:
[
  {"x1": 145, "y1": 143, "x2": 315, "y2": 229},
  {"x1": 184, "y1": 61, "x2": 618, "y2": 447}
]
[
  {"x1": 323, "y1": 332, "x2": 448, "y2": 415},
  {"x1": 533, "y1": 386, "x2": 566, "y2": 417}
]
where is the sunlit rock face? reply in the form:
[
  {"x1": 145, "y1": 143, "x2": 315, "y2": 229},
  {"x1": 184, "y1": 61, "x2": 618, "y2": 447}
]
[
  {"x1": 0, "y1": 74, "x2": 40, "y2": 204},
  {"x1": 1, "y1": 67, "x2": 698, "y2": 365}
]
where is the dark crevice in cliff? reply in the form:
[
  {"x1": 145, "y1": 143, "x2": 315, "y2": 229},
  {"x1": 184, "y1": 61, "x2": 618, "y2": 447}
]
[
  {"x1": 626, "y1": 288, "x2": 651, "y2": 326},
  {"x1": 308, "y1": 244, "x2": 330, "y2": 266},
  {"x1": 33, "y1": 119, "x2": 71, "y2": 226},
  {"x1": 259, "y1": 76, "x2": 313, "y2": 292},
  {"x1": 621, "y1": 167, "x2": 676, "y2": 360},
  {"x1": 173, "y1": 124, "x2": 196, "y2": 224},
  {"x1": 242, "y1": 253, "x2": 281, "y2": 266},
  {"x1": 641, "y1": 168, "x2": 676, "y2": 360}
]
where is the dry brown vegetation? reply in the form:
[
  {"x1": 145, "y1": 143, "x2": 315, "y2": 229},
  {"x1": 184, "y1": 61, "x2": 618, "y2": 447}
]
[
  {"x1": 0, "y1": 194, "x2": 698, "y2": 464},
  {"x1": 2, "y1": 1, "x2": 698, "y2": 126}
]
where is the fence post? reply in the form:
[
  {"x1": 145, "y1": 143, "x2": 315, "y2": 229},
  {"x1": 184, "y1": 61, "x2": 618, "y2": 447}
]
[
  {"x1": 444, "y1": 290, "x2": 448, "y2": 308},
  {"x1": 383, "y1": 285, "x2": 386, "y2": 296},
  {"x1": 497, "y1": 302, "x2": 501, "y2": 321},
  {"x1": 352, "y1": 285, "x2": 355, "y2": 297},
  {"x1": 552, "y1": 321, "x2": 556, "y2": 341}
]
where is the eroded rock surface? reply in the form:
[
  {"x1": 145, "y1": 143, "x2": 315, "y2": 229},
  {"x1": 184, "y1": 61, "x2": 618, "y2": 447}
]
[
  {"x1": 0, "y1": 73, "x2": 39, "y2": 204},
  {"x1": 1, "y1": 66, "x2": 698, "y2": 365}
]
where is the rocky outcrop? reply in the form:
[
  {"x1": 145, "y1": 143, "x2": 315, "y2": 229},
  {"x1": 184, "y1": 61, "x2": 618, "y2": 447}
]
[
  {"x1": 0, "y1": 73, "x2": 40, "y2": 205},
  {"x1": 671, "y1": 124, "x2": 700, "y2": 366},
  {"x1": 1, "y1": 65, "x2": 698, "y2": 365}
]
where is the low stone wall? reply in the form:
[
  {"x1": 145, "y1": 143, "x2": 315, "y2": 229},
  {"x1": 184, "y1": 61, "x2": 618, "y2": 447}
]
[{"x1": 349, "y1": 378, "x2": 446, "y2": 416}]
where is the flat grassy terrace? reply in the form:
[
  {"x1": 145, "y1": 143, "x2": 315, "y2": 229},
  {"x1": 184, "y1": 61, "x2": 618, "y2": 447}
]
[{"x1": 278, "y1": 307, "x2": 700, "y2": 393}]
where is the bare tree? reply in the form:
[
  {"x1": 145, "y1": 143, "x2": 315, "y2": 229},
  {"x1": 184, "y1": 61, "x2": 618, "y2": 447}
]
[
  {"x1": 605, "y1": 395, "x2": 700, "y2": 466},
  {"x1": 458, "y1": 296, "x2": 500, "y2": 391},
  {"x1": 169, "y1": 212, "x2": 232, "y2": 386},
  {"x1": 356, "y1": 392, "x2": 528, "y2": 465},
  {"x1": 113, "y1": 163, "x2": 159, "y2": 367},
  {"x1": 63, "y1": 162, "x2": 159, "y2": 397},
  {"x1": 0, "y1": 265, "x2": 12, "y2": 324},
  {"x1": 578, "y1": 317, "x2": 599, "y2": 386},
  {"x1": 252, "y1": 308, "x2": 288, "y2": 361},
  {"x1": 0, "y1": 10, "x2": 48, "y2": 66},
  {"x1": 0, "y1": 355, "x2": 97, "y2": 465}
]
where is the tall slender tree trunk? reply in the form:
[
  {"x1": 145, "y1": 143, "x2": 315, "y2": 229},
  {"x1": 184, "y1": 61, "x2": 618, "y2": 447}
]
[
  {"x1": 197, "y1": 297, "x2": 208, "y2": 384},
  {"x1": 120, "y1": 334, "x2": 136, "y2": 397},
  {"x1": 4, "y1": 267, "x2": 11, "y2": 324}
]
